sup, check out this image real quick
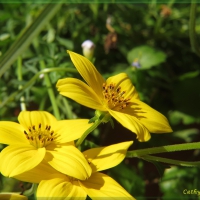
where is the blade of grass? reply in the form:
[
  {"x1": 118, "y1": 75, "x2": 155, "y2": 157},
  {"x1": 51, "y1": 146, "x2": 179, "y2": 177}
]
[{"x1": 0, "y1": 2, "x2": 62, "y2": 77}]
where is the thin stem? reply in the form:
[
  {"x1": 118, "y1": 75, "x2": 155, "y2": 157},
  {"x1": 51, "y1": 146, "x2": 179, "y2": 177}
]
[
  {"x1": 142, "y1": 155, "x2": 200, "y2": 167},
  {"x1": 39, "y1": 60, "x2": 60, "y2": 120},
  {"x1": 17, "y1": 56, "x2": 26, "y2": 111},
  {"x1": 75, "y1": 117, "x2": 104, "y2": 147},
  {"x1": 126, "y1": 142, "x2": 200, "y2": 158},
  {"x1": 189, "y1": 0, "x2": 200, "y2": 57},
  {"x1": 61, "y1": 96, "x2": 74, "y2": 119},
  {"x1": 0, "y1": 67, "x2": 78, "y2": 109},
  {"x1": 23, "y1": 183, "x2": 38, "y2": 197}
]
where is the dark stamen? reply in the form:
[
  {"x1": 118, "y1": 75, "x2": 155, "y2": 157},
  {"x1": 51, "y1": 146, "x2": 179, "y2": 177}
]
[{"x1": 116, "y1": 87, "x2": 121, "y2": 93}]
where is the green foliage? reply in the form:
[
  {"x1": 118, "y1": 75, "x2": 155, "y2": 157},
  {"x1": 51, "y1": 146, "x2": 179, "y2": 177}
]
[
  {"x1": 160, "y1": 167, "x2": 200, "y2": 200},
  {"x1": 0, "y1": 2, "x2": 200, "y2": 199}
]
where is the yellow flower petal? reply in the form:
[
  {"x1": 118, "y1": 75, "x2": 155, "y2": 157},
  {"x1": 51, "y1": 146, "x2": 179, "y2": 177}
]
[
  {"x1": 0, "y1": 122, "x2": 28, "y2": 145},
  {"x1": 54, "y1": 119, "x2": 94, "y2": 143},
  {"x1": 0, "y1": 193, "x2": 28, "y2": 200},
  {"x1": 37, "y1": 176, "x2": 87, "y2": 200},
  {"x1": 83, "y1": 141, "x2": 133, "y2": 172},
  {"x1": 108, "y1": 109, "x2": 151, "y2": 142},
  {"x1": 67, "y1": 50, "x2": 105, "y2": 98},
  {"x1": 57, "y1": 77, "x2": 105, "y2": 111},
  {"x1": 129, "y1": 99, "x2": 173, "y2": 133},
  {"x1": 18, "y1": 111, "x2": 57, "y2": 131},
  {"x1": 0, "y1": 145, "x2": 45, "y2": 177},
  {"x1": 80, "y1": 172, "x2": 135, "y2": 199},
  {"x1": 106, "y1": 73, "x2": 139, "y2": 100},
  {"x1": 13, "y1": 160, "x2": 59, "y2": 183},
  {"x1": 45, "y1": 145, "x2": 92, "y2": 180}
]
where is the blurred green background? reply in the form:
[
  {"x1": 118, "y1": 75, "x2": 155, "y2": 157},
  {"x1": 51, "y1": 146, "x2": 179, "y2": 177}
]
[{"x1": 0, "y1": 1, "x2": 200, "y2": 200}]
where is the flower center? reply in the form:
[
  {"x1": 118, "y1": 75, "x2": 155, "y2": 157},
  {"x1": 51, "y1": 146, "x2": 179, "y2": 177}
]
[
  {"x1": 24, "y1": 123, "x2": 55, "y2": 148},
  {"x1": 102, "y1": 82, "x2": 131, "y2": 110},
  {"x1": 68, "y1": 176, "x2": 78, "y2": 182}
]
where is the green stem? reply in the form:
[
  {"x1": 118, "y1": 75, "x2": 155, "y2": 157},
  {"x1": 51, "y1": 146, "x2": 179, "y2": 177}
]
[
  {"x1": 75, "y1": 117, "x2": 104, "y2": 147},
  {"x1": 0, "y1": 67, "x2": 77, "y2": 109},
  {"x1": 189, "y1": 0, "x2": 200, "y2": 57},
  {"x1": 39, "y1": 60, "x2": 60, "y2": 120},
  {"x1": 17, "y1": 56, "x2": 26, "y2": 111},
  {"x1": 126, "y1": 142, "x2": 200, "y2": 157},
  {"x1": 142, "y1": 155, "x2": 200, "y2": 167},
  {"x1": 23, "y1": 183, "x2": 38, "y2": 197},
  {"x1": 61, "y1": 96, "x2": 74, "y2": 119}
]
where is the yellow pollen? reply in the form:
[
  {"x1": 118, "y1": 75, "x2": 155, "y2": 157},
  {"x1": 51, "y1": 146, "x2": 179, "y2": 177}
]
[
  {"x1": 24, "y1": 123, "x2": 55, "y2": 148},
  {"x1": 102, "y1": 82, "x2": 131, "y2": 110}
]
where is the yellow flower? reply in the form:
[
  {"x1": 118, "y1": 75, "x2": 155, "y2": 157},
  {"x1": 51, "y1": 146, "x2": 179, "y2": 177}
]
[
  {"x1": 0, "y1": 111, "x2": 92, "y2": 180},
  {"x1": 56, "y1": 51, "x2": 172, "y2": 142},
  {"x1": 0, "y1": 193, "x2": 27, "y2": 200},
  {"x1": 36, "y1": 141, "x2": 135, "y2": 199}
]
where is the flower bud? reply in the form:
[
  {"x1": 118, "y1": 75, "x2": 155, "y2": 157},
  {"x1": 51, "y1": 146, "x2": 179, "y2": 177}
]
[{"x1": 81, "y1": 40, "x2": 95, "y2": 59}]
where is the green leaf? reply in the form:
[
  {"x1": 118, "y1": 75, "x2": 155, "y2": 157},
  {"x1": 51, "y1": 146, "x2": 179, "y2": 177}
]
[
  {"x1": 127, "y1": 45, "x2": 167, "y2": 69},
  {"x1": 173, "y1": 128, "x2": 199, "y2": 142},
  {"x1": 56, "y1": 36, "x2": 74, "y2": 50},
  {"x1": 178, "y1": 70, "x2": 200, "y2": 81},
  {"x1": 169, "y1": 110, "x2": 197, "y2": 125},
  {"x1": 88, "y1": 116, "x2": 98, "y2": 123}
]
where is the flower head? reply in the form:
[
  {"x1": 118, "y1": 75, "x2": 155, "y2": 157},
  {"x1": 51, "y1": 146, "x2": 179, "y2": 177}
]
[
  {"x1": 36, "y1": 141, "x2": 135, "y2": 199},
  {"x1": 56, "y1": 51, "x2": 172, "y2": 142},
  {"x1": 131, "y1": 58, "x2": 141, "y2": 68},
  {"x1": 0, "y1": 111, "x2": 92, "y2": 180}
]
